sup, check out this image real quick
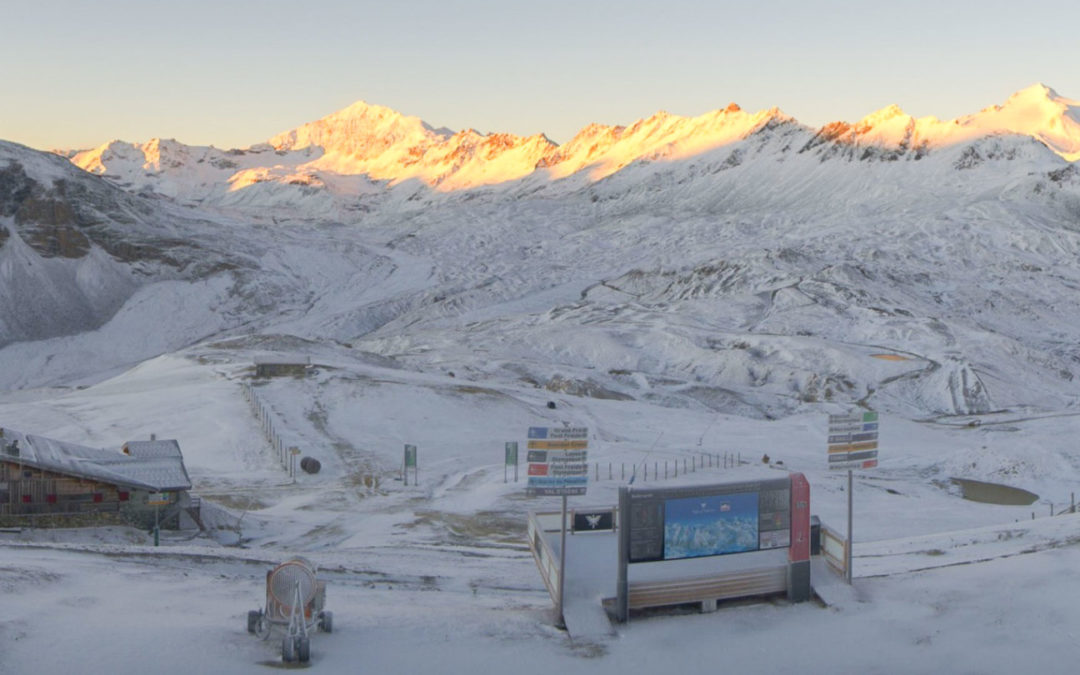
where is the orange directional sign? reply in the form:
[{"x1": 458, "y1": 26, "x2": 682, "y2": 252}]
[{"x1": 527, "y1": 440, "x2": 588, "y2": 450}]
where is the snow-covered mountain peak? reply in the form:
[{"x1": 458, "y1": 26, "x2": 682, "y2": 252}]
[
  {"x1": 269, "y1": 100, "x2": 443, "y2": 159},
  {"x1": 1005, "y1": 82, "x2": 1066, "y2": 106},
  {"x1": 972, "y1": 83, "x2": 1080, "y2": 160},
  {"x1": 858, "y1": 104, "x2": 909, "y2": 126},
  {"x1": 831, "y1": 84, "x2": 1080, "y2": 161}
]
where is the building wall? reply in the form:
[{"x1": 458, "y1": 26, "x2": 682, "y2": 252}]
[
  {"x1": 255, "y1": 363, "x2": 310, "y2": 378},
  {"x1": 0, "y1": 460, "x2": 182, "y2": 529}
]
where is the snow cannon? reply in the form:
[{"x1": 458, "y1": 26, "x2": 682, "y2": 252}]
[{"x1": 246, "y1": 557, "x2": 332, "y2": 663}]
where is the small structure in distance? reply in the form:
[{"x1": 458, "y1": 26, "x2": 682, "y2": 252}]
[{"x1": 254, "y1": 355, "x2": 312, "y2": 379}]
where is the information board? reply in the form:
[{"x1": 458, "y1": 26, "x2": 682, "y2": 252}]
[{"x1": 626, "y1": 478, "x2": 791, "y2": 563}]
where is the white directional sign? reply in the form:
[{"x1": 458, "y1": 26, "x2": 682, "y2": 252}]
[
  {"x1": 827, "y1": 411, "x2": 878, "y2": 470},
  {"x1": 526, "y1": 427, "x2": 588, "y2": 496}
]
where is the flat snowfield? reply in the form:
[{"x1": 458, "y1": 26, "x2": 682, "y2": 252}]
[{"x1": 3, "y1": 354, "x2": 1080, "y2": 674}]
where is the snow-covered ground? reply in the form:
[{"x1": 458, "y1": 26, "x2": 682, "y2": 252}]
[
  {"x1": 3, "y1": 347, "x2": 1080, "y2": 674},
  {"x1": 3, "y1": 85, "x2": 1080, "y2": 673}
]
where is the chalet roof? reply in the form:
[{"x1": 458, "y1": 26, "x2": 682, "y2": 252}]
[{"x1": 0, "y1": 428, "x2": 192, "y2": 492}]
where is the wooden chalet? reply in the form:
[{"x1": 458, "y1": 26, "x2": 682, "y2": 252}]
[{"x1": 0, "y1": 427, "x2": 194, "y2": 529}]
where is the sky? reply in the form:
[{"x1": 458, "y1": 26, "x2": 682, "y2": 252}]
[{"x1": 2, "y1": 0, "x2": 1079, "y2": 151}]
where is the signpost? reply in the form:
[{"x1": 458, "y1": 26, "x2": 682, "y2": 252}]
[
  {"x1": 148, "y1": 492, "x2": 168, "y2": 547},
  {"x1": 828, "y1": 411, "x2": 879, "y2": 584},
  {"x1": 526, "y1": 426, "x2": 588, "y2": 627},
  {"x1": 289, "y1": 446, "x2": 301, "y2": 480},
  {"x1": 505, "y1": 442, "x2": 519, "y2": 483},
  {"x1": 403, "y1": 444, "x2": 418, "y2": 486}
]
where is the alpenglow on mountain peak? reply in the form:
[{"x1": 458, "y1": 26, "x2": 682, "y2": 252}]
[{"x1": 66, "y1": 84, "x2": 1079, "y2": 200}]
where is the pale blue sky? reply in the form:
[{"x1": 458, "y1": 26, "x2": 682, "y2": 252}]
[{"x1": 3, "y1": 0, "x2": 1078, "y2": 150}]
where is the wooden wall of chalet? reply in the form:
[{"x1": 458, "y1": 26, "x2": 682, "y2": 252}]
[{"x1": 0, "y1": 459, "x2": 165, "y2": 517}]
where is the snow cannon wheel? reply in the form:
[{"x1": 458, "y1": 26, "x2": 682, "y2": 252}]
[
  {"x1": 282, "y1": 636, "x2": 296, "y2": 663},
  {"x1": 247, "y1": 610, "x2": 260, "y2": 634},
  {"x1": 298, "y1": 637, "x2": 311, "y2": 663},
  {"x1": 256, "y1": 614, "x2": 271, "y2": 640},
  {"x1": 318, "y1": 610, "x2": 333, "y2": 633}
]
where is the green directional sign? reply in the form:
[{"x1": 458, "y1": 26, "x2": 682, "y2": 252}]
[{"x1": 404, "y1": 444, "x2": 417, "y2": 467}]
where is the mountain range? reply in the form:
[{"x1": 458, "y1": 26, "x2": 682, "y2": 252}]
[
  {"x1": 64, "y1": 83, "x2": 1080, "y2": 217},
  {"x1": 1, "y1": 84, "x2": 1079, "y2": 421}
]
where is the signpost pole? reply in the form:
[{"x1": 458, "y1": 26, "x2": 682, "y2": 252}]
[
  {"x1": 525, "y1": 426, "x2": 588, "y2": 628},
  {"x1": 154, "y1": 504, "x2": 160, "y2": 547},
  {"x1": 616, "y1": 486, "x2": 629, "y2": 622},
  {"x1": 557, "y1": 494, "x2": 568, "y2": 629},
  {"x1": 846, "y1": 468, "x2": 853, "y2": 584},
  {"x1": 828, "y1": 410, "x2": 877, "y2": 584}
]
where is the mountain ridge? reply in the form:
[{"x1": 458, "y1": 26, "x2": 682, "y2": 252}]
[{"x1": 56, "y1": 84, "x2": 1080, "y2": 219}]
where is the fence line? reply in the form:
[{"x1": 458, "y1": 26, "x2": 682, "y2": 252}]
[
  {"x1": 242, "y1": 383, "x2": 294, "y2": 476},
  {"x1": 585, "y1": 452, "x2": 745, "y2": 483}
]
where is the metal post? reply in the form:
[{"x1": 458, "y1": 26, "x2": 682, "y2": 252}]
[
  {"x1": 616, "y1": 487, "x2": 630, "y2": 622},
  {"x1": 154, "y1": 505, "x2": 160, "y2": 547},
  {"x1": 557, "y1": 494, "x2": 568, "y2": 628},
  {"x1": 846, "y1": 468, "x2": 853, "y2": 584}
]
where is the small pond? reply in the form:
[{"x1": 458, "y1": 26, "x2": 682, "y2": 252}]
[{"x1": 950, "y1": 477, "x2": 1039, "y2": 506}]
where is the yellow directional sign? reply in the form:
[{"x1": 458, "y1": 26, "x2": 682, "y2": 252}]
[{"x1": 827, "y1": 441, "x2": 879, "y2": 454}]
